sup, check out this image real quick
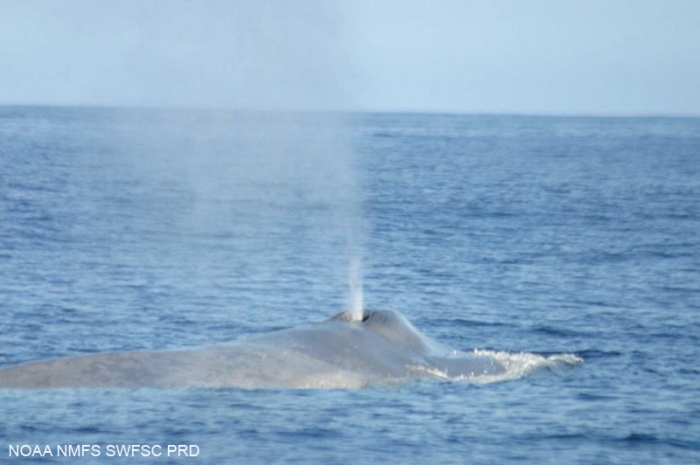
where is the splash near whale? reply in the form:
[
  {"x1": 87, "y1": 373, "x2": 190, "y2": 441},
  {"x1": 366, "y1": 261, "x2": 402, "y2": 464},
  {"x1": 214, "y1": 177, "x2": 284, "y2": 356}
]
[{"x1": 0, "y1": 309, "x2": 581, "y2": 389}]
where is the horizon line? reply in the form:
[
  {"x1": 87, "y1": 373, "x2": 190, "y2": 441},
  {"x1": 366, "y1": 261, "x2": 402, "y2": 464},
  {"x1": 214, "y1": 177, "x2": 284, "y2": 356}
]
[{"x1": 1, "y1": 102, "x2": 698, "y2": 119}]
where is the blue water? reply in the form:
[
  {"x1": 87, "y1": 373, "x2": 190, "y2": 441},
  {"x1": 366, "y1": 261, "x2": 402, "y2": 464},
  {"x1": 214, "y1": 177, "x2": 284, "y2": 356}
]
[{"x1": 1, "y1": 107, "x2": 699, "y2": 463}]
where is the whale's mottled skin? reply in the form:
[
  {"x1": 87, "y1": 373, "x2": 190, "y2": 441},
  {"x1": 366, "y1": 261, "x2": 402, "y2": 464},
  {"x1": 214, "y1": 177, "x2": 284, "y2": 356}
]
[{"x1": 0, "y1": 309, "x2": 505, "y2": 389}]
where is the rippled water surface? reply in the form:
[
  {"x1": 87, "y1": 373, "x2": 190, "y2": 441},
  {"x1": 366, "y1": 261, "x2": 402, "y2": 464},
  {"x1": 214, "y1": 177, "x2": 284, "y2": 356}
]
[{"x1": 1, "y1": 107, "x2": 699, "y2": 463}]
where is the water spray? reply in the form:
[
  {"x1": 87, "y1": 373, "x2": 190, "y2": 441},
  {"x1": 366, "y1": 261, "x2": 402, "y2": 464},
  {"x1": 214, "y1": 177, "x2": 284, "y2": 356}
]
[{"x1": 348, "y1": 256, "x2": 364, "y2": 322}]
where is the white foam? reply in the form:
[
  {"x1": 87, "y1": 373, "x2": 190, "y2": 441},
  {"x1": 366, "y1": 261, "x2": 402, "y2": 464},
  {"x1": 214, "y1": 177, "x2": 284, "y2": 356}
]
[
  {"x1": 408, "y1": 350, "x2": 583, "y2": 385},
  {"x1": 467, "y1": 350, "x2": 583, "y2": 384}
]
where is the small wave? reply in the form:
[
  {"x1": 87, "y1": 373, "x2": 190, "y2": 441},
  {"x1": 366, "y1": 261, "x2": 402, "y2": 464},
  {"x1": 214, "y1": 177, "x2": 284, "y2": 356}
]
[
  {"x1": 424, "y1": 318, "x2": 512, "y2": 329},
  {"x1": 531, "y1": 325, "x2": 594, "y2": 338},
  {"x1": 373, "y1": 132, "x2": 394, "y2": 138},
  {"x1": 575, "y1": 349, "x2": 622, "y2": 360}
]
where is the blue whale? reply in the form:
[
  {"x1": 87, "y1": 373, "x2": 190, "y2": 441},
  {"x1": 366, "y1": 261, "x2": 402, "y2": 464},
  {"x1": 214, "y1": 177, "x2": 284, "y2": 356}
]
[{"x1": 0, "y1": 309, "x2": 568, "y2": 389}]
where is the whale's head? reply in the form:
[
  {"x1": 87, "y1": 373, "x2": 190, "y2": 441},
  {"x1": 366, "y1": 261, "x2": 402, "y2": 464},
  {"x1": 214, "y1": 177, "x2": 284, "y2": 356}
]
[{"x1": 330, "y1": 309, "x2": 441, "y2": 354}]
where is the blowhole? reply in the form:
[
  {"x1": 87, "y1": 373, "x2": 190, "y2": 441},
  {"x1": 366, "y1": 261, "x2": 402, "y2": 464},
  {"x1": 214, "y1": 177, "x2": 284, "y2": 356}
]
[{"x1": 329, "y1": 308, "x2": 374, "y2": 323}]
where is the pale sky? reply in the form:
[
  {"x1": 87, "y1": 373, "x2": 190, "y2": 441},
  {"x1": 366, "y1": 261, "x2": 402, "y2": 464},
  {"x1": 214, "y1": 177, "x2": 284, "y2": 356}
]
[{"x1": 1, "y1": 0, "x2": 698, "y2": 115}]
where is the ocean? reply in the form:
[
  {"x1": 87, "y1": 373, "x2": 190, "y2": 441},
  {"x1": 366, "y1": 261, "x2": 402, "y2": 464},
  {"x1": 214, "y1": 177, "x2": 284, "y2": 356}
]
[{"x1": 1, "y1": 106, "x2": 698, "y2": 463}]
